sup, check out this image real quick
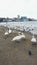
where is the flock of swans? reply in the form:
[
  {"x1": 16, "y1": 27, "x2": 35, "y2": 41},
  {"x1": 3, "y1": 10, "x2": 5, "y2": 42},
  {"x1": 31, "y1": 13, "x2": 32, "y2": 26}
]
[
  {"x1": 0, "y1": 22, "x2": 37, "y2": 44},
  {"x1": 4, "y1": 27, "x2": 37, "y2": 43}
]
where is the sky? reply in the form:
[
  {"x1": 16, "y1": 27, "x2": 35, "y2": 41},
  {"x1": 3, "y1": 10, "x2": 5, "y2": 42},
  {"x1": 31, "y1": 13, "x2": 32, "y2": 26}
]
[{"x1": 0, "y1": 0, "x2": 37, "y2": 19}]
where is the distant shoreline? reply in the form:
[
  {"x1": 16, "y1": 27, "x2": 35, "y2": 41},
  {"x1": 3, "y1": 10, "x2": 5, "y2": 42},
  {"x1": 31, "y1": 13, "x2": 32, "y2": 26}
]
[{"x1": 0, "y1": 16, "x2": 37, "y2": 22}]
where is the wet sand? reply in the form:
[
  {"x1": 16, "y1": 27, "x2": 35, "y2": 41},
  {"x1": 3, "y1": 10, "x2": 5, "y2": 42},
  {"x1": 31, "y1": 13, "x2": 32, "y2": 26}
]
[{"x1": 0, "y1": 26, "x2": 37, "y2": 65}]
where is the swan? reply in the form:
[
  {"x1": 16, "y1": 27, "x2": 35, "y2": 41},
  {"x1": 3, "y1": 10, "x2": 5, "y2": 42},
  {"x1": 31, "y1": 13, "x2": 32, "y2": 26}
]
[
  {"x1": 8, "y1": 28, "x2": 12, "y2": 34},
  {"x1": 31, "y1": 35, "x2": 36, "y2": 43},
  {"x1": 11, "y1": 32, "x2": 25, "y2": 41},
  {"x1": 4, "y1": 31, "x2": 9, "y2": 35}
]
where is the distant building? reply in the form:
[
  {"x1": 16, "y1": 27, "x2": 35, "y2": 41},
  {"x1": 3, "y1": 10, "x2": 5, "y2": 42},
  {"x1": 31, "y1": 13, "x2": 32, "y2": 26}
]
[
  {"x1": 12, "y1": 15, "x2": 20, "y2": 22},
  {"x1": 20, "y1": 16, "x2": 28, "y2": 21}
]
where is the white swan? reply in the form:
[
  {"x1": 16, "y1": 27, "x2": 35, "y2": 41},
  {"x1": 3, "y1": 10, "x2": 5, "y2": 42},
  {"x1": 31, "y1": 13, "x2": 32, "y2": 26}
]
[
  {"x1": 11, "y1": 32, "x2": 25, "y2": 41},
  {"x1": 31, "y1": 35, "x2": 36, "y2": 43},
  {"x1": 4, "y1": 31, "x2": 9, "y2": 35},
  {"x1": 8, "y1": 29, "x2": 12, "y2": 34},
  {"x1": 4, "y1": 28, "x2": 12, "y2": 35}
]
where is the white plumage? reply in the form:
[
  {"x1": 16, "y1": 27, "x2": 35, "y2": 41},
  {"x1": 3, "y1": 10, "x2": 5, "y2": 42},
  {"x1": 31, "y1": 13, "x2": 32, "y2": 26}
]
[
  {"x1": 4, "y1": 31, "x2": 9, "y2": 35},
  {"x1": 12, "y1": 33, "x2": 25, "y2": 41},
  {"x1": 31, "y1": 35, "x2": 36, "y2": 43},
  {"x1": 4, "y1": 28, "x2": 12, "y2": 35},
  {"x1": 8, "y1": 29, "x2": 12, "y2": 33}
]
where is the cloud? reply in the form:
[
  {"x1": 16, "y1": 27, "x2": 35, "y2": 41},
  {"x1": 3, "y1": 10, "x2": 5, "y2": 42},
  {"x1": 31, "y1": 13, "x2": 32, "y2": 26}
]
[{"x1": 0, "y1": 0, "x2": 37, "y2": 18}]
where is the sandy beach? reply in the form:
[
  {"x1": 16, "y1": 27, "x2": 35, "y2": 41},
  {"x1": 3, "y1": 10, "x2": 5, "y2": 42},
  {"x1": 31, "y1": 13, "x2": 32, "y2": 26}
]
[{"x1": 0, "y1": 26, "x2": 37, "y2": 65}]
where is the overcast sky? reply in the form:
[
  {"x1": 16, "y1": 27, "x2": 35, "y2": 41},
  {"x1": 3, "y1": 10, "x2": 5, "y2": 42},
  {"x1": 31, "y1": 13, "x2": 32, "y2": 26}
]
[{"x1": 0, "y1": 0, "x2": 37, "y2": 18}]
